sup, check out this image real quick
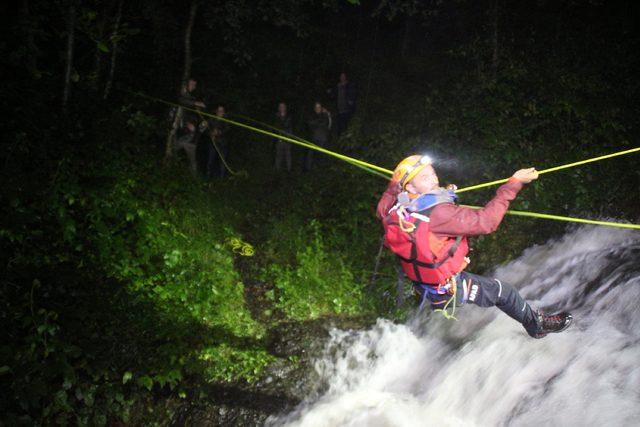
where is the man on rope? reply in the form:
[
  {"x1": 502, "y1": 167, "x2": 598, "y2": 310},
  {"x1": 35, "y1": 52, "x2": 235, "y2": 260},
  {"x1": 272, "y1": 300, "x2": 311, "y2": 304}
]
[{"x1": 377, "y1": 155, "x2": 573, "y2": 338}]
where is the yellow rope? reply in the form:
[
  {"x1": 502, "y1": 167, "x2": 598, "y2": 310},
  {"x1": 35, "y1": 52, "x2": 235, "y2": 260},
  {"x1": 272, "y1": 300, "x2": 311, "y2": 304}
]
[
  {"x1": 434, "y1": 277, "x2": 457, "y2": 320},
  {"x1": 461, "y1": 205, "x2": 640, "y2": 230},
  {"x1": 230, "y1": 113, "x2": 390, "y2": 179},
  {"x1": 225, "y1": 237, "x2": 254, "y2": 256},
  {"x1": 197, "y1": 112, "x2": 245, "y2": 177},
  {"x1": 434, "y1": 296, "x2": 457, "y2": 320},
  {"x1": 456, "y1": 147, "x2": 640, "y2": 193},
  {"x1": 131, "y1": 90, "x2": 393, "y2": 175},
  {"x1": 125, "y1": 89, "x2": 640, "y2": 230},
  {"x1": 209, "y1": 136, "x2": 243, "y2": 177}
]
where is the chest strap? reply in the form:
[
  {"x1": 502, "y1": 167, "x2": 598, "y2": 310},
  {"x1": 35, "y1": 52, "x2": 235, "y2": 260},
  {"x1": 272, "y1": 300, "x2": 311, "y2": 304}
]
[{"x1": 398, "y1": 215, "x2": 464, "y2": 284}]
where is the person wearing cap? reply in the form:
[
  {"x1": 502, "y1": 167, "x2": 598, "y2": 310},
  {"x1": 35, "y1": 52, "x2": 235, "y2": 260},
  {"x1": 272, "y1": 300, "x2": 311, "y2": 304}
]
[{"x1": 377, "y1": 155, "x2": 572, "y2": 338}]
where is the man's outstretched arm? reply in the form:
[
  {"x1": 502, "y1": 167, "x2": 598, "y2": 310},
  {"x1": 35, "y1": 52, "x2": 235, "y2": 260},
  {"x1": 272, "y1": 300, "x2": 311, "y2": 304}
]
[{"x1": 430, "y1": 168, "x2": 538, "y2": 237}]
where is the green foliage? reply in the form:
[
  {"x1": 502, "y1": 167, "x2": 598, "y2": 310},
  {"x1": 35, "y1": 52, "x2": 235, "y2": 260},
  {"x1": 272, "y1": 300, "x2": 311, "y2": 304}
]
[
  {"x1": 267, "y1": 220, "x2": 363, "y2": 320},
  {"x1": 1, "y1": 280, "x2": 136, "y2": 426},
  {"x1": 122, "y1": 105, "x2": 160, "y2": 142},
  {"x1": 198, "y1": 345, "x2": 275, "y2": 383},
  {"x1": 0, "y1": 140, "x2": 270, "y2": 423},
  {"x1": 4, "y1": 0, "x2": 640, "y2": 424}
]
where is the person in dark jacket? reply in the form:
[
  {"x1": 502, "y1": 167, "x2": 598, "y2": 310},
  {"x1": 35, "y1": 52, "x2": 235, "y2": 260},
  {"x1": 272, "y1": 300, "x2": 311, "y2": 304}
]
[
  {"x1": 377, "y1": 155, "x2": 573, "y2": 338},
  {"x1": 305, "y1": 102, "x2": 332, "y2": 171},
  {"x1": 172, "y1": 78, "x2": 206, "y2": 176},
  {"x1": 178, "y1": 78, "x2": 206, "y2": 129},
  {"x1": 274, "y1": 102, "x2": 293, "y2": 172},
  {"x1": 328, "y1": 72, "x2": 356, "y2": 136},
  {"x1": 204, "y1": 105, "x2": 229, "y2": 179}
]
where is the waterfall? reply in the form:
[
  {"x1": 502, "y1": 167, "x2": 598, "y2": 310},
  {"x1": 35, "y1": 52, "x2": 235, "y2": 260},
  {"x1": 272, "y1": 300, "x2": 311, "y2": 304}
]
[{"x1": 271, "y1": 226, "x2": 640, "y2": 427}]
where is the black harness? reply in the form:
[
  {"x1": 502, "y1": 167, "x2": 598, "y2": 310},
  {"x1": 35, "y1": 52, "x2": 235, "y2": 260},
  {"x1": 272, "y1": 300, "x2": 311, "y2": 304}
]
[{"x1": 387, "y1": 209, "x2": 463, "y2": 284}]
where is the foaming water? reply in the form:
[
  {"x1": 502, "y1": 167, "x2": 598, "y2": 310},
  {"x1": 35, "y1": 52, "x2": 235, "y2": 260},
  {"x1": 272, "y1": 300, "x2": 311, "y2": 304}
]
[{"x1": 270, "y1": 227, "x2": 640, "y2": 427}]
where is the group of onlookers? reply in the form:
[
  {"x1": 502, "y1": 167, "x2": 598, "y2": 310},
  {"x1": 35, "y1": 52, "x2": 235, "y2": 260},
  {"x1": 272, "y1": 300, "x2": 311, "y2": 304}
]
[
  {"x1": 170, "y1": 78, "x2": 229, "y2": 179},
  {"x1": 274, "y1": 72, "x2": 356, "y2": 172},
  {"x1": 170, "y1": 72, "x2": 356, "y2": 177}
]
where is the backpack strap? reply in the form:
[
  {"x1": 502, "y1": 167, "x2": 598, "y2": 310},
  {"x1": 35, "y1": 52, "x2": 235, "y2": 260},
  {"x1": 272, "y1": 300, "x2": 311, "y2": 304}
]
[{"x1": 394, "y1": 208, "x2": 464, "y2": 282}]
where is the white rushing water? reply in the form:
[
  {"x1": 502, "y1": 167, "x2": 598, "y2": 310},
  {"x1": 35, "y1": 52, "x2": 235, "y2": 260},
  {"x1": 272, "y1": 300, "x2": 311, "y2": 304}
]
[{"x1": 271, "y1": 227, "x2": 640, "y2": 427}]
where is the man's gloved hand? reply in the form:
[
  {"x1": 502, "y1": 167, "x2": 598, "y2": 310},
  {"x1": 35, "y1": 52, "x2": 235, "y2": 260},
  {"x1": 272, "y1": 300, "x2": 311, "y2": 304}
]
[{"x1": 376, "y1": 180, "x2": 401, "y2": 220}]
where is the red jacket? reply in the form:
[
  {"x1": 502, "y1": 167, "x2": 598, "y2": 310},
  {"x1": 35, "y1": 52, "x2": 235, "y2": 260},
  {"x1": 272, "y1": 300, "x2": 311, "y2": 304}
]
[
  {"x1": 429, "y1": 178, "x2": 523, "y2": 237},
  {"x1": 379, "y1": 178, "x2": 523, "y2": 285}
]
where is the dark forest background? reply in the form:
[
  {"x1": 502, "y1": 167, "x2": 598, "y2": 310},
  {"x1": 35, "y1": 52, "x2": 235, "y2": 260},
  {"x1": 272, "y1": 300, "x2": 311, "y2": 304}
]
[{"x1": 2, "y1": 0, "x2": 639, "y2": 424}]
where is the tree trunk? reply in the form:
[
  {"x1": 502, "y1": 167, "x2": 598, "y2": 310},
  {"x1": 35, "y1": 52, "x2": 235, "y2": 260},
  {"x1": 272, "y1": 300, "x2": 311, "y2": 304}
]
[
  {"x1": 62, "y1": 3, "x2": 75, "y2": 113},
  {"x1": 181, "y1": 0, "x2": 198, "y2": 90},
  {"x1": 103, "y1": 0, "x2": 123, "y2": 100},
  {"x1": 165, "y1": 0, "x2": 199, "y2": 160},
  {"x1": 93, "y1": 4, "x2": 108, "y2": 89},
  {"x1": 400, "y1": 15, "x2": 413, "y2": 60},
  {"x1": 22, "y1": 0, "x2": 39, "y2": 77},
  {"x1": 491, "y1": 0, "x2": 499, "y2": 80},
  {"x1": 361, "y1": 16, "x2": 380, "y2": 127},
  {"x1": 351, "y1": 6, "x2": 363, "y2": 59}
]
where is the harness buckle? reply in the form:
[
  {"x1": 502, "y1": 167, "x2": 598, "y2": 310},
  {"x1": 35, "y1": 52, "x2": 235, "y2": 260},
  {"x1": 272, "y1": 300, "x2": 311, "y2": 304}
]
[{"x1": 444, "y1": 275, "x2": 457, "y2": 296}]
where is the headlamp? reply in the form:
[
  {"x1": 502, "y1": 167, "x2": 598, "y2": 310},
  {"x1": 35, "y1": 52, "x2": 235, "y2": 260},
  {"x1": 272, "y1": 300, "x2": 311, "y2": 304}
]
[{"x1": 399, "y1": 155, "x2": 432, "y2": 189}]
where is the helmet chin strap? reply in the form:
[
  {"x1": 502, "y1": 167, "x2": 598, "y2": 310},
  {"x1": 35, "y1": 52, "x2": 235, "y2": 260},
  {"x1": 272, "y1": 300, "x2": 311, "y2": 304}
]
[{"x1": 406, "y1": 183, "x2": 440, "y2": 195}]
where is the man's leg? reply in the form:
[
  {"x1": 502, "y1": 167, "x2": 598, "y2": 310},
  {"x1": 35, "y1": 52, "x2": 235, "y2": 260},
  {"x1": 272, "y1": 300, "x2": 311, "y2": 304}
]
[
  {"x1": 336, "y1": 113, "x2": 347, "y2": 136},
  {"x1": 275, "y1": 141, "x2": 282, "y2": 171},
  {"x1": 459, "y1": 272, "x2": 539, "y2": 337},
  {"x1": 176, "y1": 133, "x2": 197, "y2": 176},
  {"x1": 183, "y1": 142, "x2": 197, "y2": 176},
  {"x1": 304, "y1": 150, "x2": 313, "y2": 171},
  {"x1": 285, "y1": 144, "x2": 292, "y2": 172},
  {"x1": 216, "y1": 139, "x2": 229, "y2": 178},
  {"x1": 206, "y1": 141, "x2": 217, "y2": 179}
]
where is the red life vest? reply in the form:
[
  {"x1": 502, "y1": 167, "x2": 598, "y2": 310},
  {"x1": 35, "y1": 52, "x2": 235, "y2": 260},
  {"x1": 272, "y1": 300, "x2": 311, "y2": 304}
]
[{"x1": 383, "y1": 207, "x2": 469, "y2": 286}]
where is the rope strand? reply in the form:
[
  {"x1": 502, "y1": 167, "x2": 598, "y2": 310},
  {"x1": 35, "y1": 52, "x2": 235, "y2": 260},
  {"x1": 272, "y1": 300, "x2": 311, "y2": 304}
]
[{"x1": 124, "y1": 88, "x2": 640, "y2": 230}]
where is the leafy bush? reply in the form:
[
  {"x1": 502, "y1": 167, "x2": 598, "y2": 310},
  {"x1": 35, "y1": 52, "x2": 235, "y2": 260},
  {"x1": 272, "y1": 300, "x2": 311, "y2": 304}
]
[
  {"x1": 198, "y1": 345, "x2": 275, "y2": 383},
  {"x1": 267, "y1": 220, "x2": 363, "y2": 320},
  {"x1": 1, "y1": 143, "x2": 269, "y2": 424}
]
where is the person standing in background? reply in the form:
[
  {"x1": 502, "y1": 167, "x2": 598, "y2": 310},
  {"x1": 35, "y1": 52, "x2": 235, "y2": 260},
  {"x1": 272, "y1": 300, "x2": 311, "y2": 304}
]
[
  {"x1": 274, "y1": 102, "x2": 293, "y2": 172},
  {"x1": 206, "y1": 105, "x2": 229, "y2": 179},
  {"x1": 171, "y1": 78, "x2": 206, "y2": 176},
  {"x1": 305, "y1": 101, "x2": 331, "y2": 171},
  {"x1": 328, "y1": 72, "x2": 356, "y2": 136}
]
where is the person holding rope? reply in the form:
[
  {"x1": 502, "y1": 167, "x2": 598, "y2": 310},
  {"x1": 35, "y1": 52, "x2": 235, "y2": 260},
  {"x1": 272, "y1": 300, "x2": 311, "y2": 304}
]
[
  {"x1": 377, "y1": 155, "x2": 573, "y2": 338},
  {"x1": 204, "y1": 105, "x2": 229, "y2": 179},
  {"x1": 170, "y1": 78, "x2": 206, "y2": 176}
]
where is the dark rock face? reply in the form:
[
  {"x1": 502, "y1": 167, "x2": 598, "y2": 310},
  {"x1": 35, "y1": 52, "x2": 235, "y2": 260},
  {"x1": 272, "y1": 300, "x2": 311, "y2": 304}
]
[{"x1": 170, "y1": 316, "x2": 375, "y2": 426}]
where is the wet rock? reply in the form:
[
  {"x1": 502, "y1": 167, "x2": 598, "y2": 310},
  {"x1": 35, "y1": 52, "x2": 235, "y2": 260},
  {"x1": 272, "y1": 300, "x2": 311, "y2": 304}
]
[{"x1": 171, "y1": 315, "x2": 375, "y2": 426}]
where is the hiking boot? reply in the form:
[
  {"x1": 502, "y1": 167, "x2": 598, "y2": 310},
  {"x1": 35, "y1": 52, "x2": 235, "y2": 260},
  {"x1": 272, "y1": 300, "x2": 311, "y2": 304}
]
[{"x1": 532, "y1": 311, "x2": 573, "y2": 339}]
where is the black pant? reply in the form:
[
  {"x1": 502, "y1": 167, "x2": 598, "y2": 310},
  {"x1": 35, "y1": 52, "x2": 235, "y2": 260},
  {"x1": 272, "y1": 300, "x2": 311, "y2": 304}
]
[
  {"x1": 420, "y1": 272, "x2": 539, "y2": 337},
  {"x1": 303, "y1": 137, "x2": 327, "y2": 172},
  {"x1": 336, "y1": 112, "x2": 352, "y2": 136},
  {"x1": 207, "y1": 138, "x2": 229, "y2": 179}
]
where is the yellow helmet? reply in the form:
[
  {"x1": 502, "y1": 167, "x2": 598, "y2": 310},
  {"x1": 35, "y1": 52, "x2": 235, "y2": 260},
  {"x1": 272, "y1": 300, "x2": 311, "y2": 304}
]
[{"x1": 392, "y1": 155, "x2": 432, "y2": 189}]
